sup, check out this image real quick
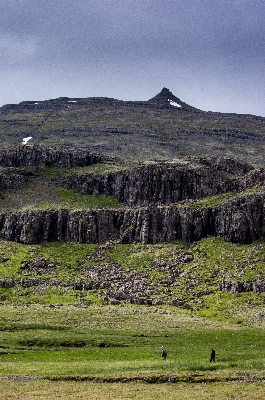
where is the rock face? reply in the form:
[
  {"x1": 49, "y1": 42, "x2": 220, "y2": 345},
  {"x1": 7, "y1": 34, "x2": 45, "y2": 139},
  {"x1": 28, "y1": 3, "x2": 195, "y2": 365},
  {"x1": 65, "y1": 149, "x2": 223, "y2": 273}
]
[
  {"x1": 0, "y1": 145, "x2": 264, "y2": 246},
  {"x1": 60, "y1": 157, "x2": 253, "y2": 207},
  {"x1": 0, "y1": 168, "x2": 35, "y2": 191},
  {"x1": 220, "y1": 279, "x2": 265, "y2": 294},
  {"x1": 0, "y1": 145, "x2": 104, "y2": 169},
  {"x1": 0, "y1": 193, "x2": 263, "y2": 245}
]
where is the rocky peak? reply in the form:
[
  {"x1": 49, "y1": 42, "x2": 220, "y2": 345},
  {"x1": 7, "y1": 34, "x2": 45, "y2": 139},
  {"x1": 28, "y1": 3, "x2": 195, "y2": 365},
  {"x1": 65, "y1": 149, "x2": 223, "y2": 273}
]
[{"x1": 149, "y1": 87, "x2": 202, "y2": 112}]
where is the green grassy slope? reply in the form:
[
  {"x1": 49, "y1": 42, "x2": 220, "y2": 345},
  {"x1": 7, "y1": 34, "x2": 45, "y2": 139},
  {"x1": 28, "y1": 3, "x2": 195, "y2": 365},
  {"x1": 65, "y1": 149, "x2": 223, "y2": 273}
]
[{"x1": 0, "y1": 237, "x2": 265, "y2": 326}]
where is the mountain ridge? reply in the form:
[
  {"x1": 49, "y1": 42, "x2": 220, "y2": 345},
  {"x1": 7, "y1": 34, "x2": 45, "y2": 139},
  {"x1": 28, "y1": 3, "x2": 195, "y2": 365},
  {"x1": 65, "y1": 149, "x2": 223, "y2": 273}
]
[
  {"x1": 1, "y1": 87, "x2": 263, "y2": 116},
  {"x1": 0, "y1": 88, "x2": 264, "y2": 166}
]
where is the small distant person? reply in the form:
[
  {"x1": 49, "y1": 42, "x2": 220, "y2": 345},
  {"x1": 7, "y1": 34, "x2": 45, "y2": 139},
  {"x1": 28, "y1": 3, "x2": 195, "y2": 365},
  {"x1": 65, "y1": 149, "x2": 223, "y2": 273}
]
[
  {"x1": 210, "y1": 347, "x2": 215, "y2": 362},
  {"x1": 161, "y1": 346, "x2": 167, "y2": 360}
]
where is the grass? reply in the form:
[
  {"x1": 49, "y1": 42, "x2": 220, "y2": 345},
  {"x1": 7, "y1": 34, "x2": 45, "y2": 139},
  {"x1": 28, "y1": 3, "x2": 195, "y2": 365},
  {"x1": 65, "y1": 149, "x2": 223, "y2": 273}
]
[
  {"x1": 1, "y1": 380, "x2": 265, "y2": 400},
  {"x1": 0, "y1": 305, "x2": 265, "y2": 398},
  {"x1": 34, "y1": 187, "x2": 123, "y2": 210},
  {"x1": 181, "y1": 192, "x2": 236, "y2": 208},
  {"x1": 0, "y1": 180, "x2": 123, "y2": 211},
  {"x1": 106, "y1": 242, "x2": 184, "y2": 271},
  {"x1": 176, "y1": 187, "x2": 263, "y2": 210},
  {"x1": 41, "y1": 160, "x2": 133, "y2": 176},
  {"x1": 0, "y1": 240, "x2": 97, "y2": 277},
  {"x1": 0, "y1": 305, "x2": 265, "y2": 374}
]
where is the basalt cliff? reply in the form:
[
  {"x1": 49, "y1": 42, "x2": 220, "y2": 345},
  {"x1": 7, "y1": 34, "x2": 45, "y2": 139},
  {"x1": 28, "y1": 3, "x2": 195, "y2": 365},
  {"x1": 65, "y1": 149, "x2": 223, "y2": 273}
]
[{"x1": 0, "y1": 145, "x2": 264, "y2": 246}]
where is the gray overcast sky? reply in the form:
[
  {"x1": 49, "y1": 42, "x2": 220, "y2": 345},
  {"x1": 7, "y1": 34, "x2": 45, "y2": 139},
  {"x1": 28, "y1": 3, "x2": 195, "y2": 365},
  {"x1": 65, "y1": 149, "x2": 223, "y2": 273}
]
[{"x1": 1, "y1": 0, "x2": 264, "y2": 116}]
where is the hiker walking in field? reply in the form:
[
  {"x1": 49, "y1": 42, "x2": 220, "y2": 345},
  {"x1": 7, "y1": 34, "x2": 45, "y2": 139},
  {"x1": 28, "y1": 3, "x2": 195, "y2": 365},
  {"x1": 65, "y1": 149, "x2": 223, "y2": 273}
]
[
  {"x1": 210, "y1": 347, "x2": 215, "y2": 362},
  {"x1": 161, "y1": 346, "x2": 167, "y2": 360}
]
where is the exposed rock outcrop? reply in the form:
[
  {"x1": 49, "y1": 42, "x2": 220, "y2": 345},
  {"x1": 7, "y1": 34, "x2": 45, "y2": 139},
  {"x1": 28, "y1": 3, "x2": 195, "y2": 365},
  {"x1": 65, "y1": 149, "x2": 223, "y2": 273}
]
[
  {"x1": 20, "y1": 258, "x2": 58, "y2": 275},
  {"x1": 0, "y1": 145, "x2": 104, "y2": 169},
  {"x1": 0, "y1": 146, "x2": 263, "y2": 246},
  {"x1": 0, "y1": 193, "x2": 263, "y2": 245},
  {"x1": 0, "y1": 167, "x2": 35, "y2": 191},
  {"x1": 59, "y1": 158, "x2": 251, "y2": 207},
  {"x1": 220, "y1": 279, "x2": 265, "y2": 294}
]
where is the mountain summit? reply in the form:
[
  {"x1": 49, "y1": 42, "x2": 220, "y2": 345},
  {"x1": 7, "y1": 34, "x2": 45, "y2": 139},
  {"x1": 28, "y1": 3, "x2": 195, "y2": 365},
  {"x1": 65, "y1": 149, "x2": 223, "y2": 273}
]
[
  {"x1": 0, "y1": 88, "x2": 264, "y2": 165},
  {"x1": 149, "y1": 87, "x2": 201, "y2": 112}
]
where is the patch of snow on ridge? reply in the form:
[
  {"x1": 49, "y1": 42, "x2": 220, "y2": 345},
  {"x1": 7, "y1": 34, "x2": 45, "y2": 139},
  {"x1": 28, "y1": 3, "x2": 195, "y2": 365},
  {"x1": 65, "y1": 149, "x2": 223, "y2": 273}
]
[
  {"x1": 22, "y1": 136, "x2": 33, "y2": 144},
  {"x1": 169, "y1": 100, "x2": 182, "y2": 107}
]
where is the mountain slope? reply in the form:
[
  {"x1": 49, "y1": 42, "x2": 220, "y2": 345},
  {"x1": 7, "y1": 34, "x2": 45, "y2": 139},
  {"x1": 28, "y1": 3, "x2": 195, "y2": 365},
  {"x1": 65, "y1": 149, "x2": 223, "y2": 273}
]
[
  {"x1": 0, "y1": 91, "x2": 265, "y2": 312},
  {"x1": 0, "y1": 89, "x2": 264, "y2": 165}
]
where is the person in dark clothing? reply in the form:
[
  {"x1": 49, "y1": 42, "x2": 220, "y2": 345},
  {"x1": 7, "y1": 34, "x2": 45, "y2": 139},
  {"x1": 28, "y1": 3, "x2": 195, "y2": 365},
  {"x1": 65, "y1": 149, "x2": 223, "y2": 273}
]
[
  {"x1": 210, "y1": 347, "x2": 215, "y2": 362},
  {"x1": 161, "y1": 346, "x2": 167, "y2": 360}
]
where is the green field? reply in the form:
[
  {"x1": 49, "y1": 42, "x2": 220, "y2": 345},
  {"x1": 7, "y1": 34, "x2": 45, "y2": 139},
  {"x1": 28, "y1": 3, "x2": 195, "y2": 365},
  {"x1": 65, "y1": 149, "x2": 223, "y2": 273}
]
[{"x1": 0, "y1": 304, "x2": 265, "y2": 399}]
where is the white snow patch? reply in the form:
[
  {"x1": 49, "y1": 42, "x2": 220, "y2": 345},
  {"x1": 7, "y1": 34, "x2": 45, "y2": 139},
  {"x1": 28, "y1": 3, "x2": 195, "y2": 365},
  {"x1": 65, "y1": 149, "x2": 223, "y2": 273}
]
[
  {"x1": 169, "y1": 100, "x2": 182, "y2": 107},
  {"x1": 68, "y1": 100, "x2": 77, "y2": 103},
  {"x1": 22, "y1": 136, "x2": 33, "y2": 144},
  {"x1": 34, "y1": 102, "x2": 39, "y2": 105}
]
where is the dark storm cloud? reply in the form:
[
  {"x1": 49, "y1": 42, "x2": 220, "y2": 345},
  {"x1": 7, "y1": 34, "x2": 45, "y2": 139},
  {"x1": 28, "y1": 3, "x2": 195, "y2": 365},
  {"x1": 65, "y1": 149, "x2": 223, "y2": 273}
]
[{"x1": 0, "y1": 0, "x2": 264, "y2": 116}]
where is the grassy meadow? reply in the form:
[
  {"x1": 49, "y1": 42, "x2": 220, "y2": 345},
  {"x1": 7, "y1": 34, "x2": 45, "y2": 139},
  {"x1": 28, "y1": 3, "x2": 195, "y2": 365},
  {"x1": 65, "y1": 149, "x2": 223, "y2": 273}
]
[
  {"x1": 0, "y1": 304, "x2": 265, "y2": 399},
  {"x1": 0, "y1": 237, "x2": 265, "y2": 398}
]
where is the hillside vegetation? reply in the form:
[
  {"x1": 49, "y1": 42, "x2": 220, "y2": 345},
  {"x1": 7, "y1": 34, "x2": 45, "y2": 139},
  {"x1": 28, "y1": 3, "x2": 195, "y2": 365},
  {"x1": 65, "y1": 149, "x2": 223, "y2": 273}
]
[
  {"x1": 0, "y1": 91, "x2": 265, "y2": 398},
  {"x1": 0, "y1": 236, "x2": 265, "y2": 324}
]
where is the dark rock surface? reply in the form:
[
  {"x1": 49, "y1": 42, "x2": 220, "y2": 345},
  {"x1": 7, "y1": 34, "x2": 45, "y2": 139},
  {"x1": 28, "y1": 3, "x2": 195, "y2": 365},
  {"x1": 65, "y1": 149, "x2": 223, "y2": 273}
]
[
  {"x1": 148, "y1": 87, "x2": 202, "y2": 112},
  {"x1": 0, "y1": 193, "x2": 263, "y2": 245},
  {"x1": 0, "y1": 145, "x2": 264, "y2": 246},
  {"x1": 0, "y1": 145, "x2": 104, "y2": 169},
  {"x1": 220, "y1": 279, "x2": 265, "y2": 294},
  {"x1": 59, "y1": 157, "x2": 253, "y2": 207},
  {"x1": 20, "y1": 258, "x2": 59, "y2": 275}
]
